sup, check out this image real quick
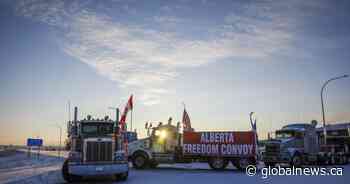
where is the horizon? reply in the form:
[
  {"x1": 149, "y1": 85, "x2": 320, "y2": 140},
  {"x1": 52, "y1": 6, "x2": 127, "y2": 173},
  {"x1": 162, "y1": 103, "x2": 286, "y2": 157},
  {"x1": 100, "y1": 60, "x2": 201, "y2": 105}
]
[{"x1": 1, "y1": 0, "x2": 350, "y2": 146}]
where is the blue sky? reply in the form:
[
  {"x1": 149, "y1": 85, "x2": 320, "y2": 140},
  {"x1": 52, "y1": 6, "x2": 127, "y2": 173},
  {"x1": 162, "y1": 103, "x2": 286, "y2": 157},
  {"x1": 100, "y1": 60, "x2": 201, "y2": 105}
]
[{"x1": 0, "y1": 0, "x2": 349, "y2": 145}]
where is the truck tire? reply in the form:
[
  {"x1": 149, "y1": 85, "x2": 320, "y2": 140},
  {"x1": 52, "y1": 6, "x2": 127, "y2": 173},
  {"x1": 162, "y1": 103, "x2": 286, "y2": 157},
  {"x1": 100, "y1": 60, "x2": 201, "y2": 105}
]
[
  {"x1": 132, "y1": 153, "x2": 148, "y2": 169},
  {"x1": 208, "y1": 157, "x2": 228, "y2": 170},
  {"x1": 233, "y1": 158, "x2": 255, "y2": 170},
  {"x1": 62, "y1": 160, "x2": 82, "y2": 182},
  {"x1": 336, "y1": 154, "x2": 347, "y2": 165},
  {"x1": 115, "y1": 171, "x2": 128, "y2": 181},
  {"x1": 290, "y1": 154, "x2": 302, "y2": 167}
]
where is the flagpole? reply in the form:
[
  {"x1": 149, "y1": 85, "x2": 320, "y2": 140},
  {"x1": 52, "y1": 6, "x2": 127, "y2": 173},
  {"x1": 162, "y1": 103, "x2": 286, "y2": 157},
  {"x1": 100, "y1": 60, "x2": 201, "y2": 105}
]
[
  {"x1": 130, "y1": 108, "x2": 133, "y2": 132},
  {"x1": 68, "y1": 100, "x2": 71, "y2": 122},
  {"x1": 130, "y1": 94, "x2": 133, "y2": 132}
]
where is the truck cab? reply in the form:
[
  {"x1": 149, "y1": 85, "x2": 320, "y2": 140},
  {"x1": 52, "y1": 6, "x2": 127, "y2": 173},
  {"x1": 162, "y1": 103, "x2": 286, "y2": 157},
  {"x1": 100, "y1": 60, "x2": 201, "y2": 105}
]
[
  {"x1": 128, "y1": 123, "x2": 181, "y2": 169},
  {"x1": 263, "y1": 122, "x2": 319, "y2": 167},
  {"x1": 62, "y1": 107, "x2": 128, "y2": 182}
]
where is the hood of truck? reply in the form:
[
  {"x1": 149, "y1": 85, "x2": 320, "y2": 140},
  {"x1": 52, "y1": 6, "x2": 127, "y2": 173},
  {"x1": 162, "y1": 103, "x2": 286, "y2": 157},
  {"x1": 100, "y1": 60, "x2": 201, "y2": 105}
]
[
  {"x1": 267, "y1": 137, "x2": 295, "y2": 145},
  {"x1": 128, "y1": 137, "x2": 150, "y2": 154}
]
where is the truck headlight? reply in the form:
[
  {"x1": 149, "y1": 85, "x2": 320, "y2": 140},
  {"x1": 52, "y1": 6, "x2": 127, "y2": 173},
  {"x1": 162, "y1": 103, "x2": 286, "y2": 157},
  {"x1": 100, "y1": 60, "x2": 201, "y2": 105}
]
[
  {"x1": 160, "y1": 130, "x2": 167, "y2": 139},
  {"x1": 155, "y1": 130, "x2": 167, "y2": 139}
]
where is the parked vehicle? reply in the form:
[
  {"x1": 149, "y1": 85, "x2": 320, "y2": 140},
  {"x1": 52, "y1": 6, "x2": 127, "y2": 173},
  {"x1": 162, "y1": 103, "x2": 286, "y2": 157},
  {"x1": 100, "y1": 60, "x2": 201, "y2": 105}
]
[
  {"x1": 262, "y1": 120, "x2": 349, "y2": 167},
  {"x1": 62, "y1": 107, "x2": 128, "y2": 182},
  {"x1": 128, "y1": 123, "x2": 257, "y2": 170},
  {"x1": 316, "y1": 122, "x2": 350, "y2": 164}
]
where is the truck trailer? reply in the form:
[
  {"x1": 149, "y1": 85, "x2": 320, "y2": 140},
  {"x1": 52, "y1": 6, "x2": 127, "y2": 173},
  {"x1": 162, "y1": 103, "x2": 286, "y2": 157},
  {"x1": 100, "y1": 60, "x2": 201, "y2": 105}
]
[
  {"x1": 62, "y1": 107, "x2": 129, "y2": 182},
  {"x1": 129, "y1": 123, "x2": 257, "y2": 170}
]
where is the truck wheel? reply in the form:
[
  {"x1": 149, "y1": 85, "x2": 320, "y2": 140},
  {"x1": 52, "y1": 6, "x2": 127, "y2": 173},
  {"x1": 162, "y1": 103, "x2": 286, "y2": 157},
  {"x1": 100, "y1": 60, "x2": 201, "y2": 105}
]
[
  {"x1": 62, "y1": 160, "x2": 82, "y2": 182},
  {"x1": 132, "y1": 154, "x2": 148, "y2": 169},
  {"x1": 208, "y1": 157, "x2": 228, "y2": 170},
  {"x1": 290, "y1": 154, "x2": 302, "y2": 167},
  {"x1": 115, "y1": 172, "x2": 128, "y2": 181},
  {"x1": 264, "y1": 162, "x2": 276, "y2": 167},
  {"x1": 233, "y1": 158, "x2": 254, "y2": 170},
  {"x1": 335, "y1": 154, "x2": 347, "y2": 165}
]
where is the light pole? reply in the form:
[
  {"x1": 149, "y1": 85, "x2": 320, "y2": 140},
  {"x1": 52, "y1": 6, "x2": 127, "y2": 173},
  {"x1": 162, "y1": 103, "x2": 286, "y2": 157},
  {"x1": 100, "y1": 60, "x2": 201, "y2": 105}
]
[{"x1": 321, "y1": 74, "x2": 348, "y2": 145}]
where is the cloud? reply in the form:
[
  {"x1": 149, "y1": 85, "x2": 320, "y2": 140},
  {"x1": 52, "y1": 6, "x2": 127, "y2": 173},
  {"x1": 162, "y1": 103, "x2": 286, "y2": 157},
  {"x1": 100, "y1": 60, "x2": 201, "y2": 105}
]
[{"x1": 15, "y1": 0, "x2": 300, "y2": 105}]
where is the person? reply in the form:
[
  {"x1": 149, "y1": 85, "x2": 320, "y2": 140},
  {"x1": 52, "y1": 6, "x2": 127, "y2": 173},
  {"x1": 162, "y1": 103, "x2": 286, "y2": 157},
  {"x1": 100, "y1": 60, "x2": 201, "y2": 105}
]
[{"x1": 168, "y1": 117, "x2": 172, "y2": 125}]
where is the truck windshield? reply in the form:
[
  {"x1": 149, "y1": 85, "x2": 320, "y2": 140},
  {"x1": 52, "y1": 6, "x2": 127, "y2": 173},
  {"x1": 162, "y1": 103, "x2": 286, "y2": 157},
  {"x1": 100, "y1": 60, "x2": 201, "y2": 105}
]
[
  {"x1": 82, "y1": 123, "x2": 113, "y2": 135},
  {"x1": 276, "y1": 131, "x2": 294, "y2": 139}
]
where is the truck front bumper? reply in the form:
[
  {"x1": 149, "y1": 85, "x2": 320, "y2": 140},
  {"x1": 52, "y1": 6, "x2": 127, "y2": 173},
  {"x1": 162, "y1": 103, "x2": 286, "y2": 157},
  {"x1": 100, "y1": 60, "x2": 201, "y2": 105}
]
[{"x1": 68, "y1": 163, "x2": 128, "y2": 176}]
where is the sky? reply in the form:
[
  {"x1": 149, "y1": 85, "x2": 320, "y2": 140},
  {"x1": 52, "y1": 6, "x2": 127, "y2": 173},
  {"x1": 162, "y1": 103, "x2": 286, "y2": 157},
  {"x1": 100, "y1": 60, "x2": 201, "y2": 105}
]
[{"x1": 0, "y1": 0, "x2": 349, "y2": 145}]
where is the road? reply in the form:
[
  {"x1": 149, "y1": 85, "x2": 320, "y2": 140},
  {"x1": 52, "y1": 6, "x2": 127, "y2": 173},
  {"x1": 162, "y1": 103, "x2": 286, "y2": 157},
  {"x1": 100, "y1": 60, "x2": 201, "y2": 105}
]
[{"x1": 0, "y1": 150, "x2": 348, "y2": 184}]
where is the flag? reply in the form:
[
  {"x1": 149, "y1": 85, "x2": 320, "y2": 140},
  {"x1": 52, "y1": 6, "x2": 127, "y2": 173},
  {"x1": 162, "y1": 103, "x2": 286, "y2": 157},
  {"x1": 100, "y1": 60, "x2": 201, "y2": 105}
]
[
  {"x1": 119, "y1": 95, "x2": 133, "y2": 156},
  {"x1": 120, "y1": 95, "x2": 133, "y2": 129},
  {"x1": 249, "y1": 112, "x2": 257, "y2": 132},
  {"x1": 252, "y1": 119, "x2": 257, "y2": 132},
  {"x1": 182, "y1": 109, "x2": 192, "y2": 131}
]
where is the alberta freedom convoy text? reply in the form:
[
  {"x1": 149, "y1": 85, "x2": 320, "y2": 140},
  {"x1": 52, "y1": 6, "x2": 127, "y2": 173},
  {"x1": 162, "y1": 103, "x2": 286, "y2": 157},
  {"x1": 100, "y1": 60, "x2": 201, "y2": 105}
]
[{"x1": 183, "y1": 132, "x2": 255, "y2": 155}]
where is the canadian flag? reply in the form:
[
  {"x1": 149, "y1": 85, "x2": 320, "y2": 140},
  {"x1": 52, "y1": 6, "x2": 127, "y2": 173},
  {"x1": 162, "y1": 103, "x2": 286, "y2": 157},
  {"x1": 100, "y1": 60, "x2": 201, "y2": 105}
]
[
  {"x1": 120, "y1": 95, "x2": 133, "y2": 130},
  {"x1": 119, "y1": 95, "x2": 133, "y2": 156}
]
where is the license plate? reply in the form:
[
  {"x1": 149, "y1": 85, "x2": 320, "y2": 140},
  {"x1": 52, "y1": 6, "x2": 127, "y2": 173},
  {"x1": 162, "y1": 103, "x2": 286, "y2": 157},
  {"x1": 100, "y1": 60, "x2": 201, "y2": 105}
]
[{"x1": 96, "y1": 166, "x2": 104, "y2": 171}]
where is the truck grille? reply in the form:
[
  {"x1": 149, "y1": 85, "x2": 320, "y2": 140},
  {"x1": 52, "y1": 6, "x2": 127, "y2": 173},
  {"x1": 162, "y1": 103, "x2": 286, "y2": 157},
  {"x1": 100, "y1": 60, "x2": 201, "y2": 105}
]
[
  {"x1": 265, "y1": 143, "x2": 280, "y2": 155},
  {"x1": 86, "y1": 141, "x2": 113, "y2": 162}
]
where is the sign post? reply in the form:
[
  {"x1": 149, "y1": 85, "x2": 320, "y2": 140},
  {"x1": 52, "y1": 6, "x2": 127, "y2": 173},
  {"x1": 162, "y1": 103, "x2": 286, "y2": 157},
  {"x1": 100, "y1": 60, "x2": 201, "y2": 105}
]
[{"x1": 26, "y1": 138, "x2": 43, "y2": 158}]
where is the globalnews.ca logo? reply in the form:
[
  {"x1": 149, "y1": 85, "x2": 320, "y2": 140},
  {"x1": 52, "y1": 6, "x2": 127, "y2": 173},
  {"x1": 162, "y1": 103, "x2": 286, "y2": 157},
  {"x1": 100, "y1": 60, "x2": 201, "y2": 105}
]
[{"x1": 246, "y1": 165, "x2": 343, "y2": 179}]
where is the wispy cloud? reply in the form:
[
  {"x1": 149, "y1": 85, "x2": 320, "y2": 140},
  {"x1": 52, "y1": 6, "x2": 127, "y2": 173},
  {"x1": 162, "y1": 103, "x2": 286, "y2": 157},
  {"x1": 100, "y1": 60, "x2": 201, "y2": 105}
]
[{"x1": 15, "y1": 0, "x2": 301, "y2": 105}]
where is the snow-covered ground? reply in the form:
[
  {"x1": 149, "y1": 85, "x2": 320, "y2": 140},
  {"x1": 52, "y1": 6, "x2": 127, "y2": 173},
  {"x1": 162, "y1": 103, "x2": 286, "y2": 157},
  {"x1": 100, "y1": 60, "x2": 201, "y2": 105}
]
[{"x1": 0, "y1": 150, "x2": 348, "y2": 184}]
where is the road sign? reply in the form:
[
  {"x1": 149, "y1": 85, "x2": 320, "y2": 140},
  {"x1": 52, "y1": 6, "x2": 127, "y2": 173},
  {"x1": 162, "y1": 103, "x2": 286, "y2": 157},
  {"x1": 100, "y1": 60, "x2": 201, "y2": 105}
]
[{"x1": 27, "y1": 138, "x2": 43, "y2": 147}]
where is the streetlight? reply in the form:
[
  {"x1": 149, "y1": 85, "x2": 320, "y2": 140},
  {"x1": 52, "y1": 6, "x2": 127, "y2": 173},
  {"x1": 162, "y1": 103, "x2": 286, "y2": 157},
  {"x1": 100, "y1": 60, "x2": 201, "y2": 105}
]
[{"x1": 321, "y1": 74, "x2": 348, "y2": 145}]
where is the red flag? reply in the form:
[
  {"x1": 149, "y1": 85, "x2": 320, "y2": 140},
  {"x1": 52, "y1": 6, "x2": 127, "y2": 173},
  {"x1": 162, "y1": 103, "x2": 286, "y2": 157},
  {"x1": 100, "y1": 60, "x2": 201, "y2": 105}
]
[
  {"x1": 118, "y1": 95, "x2": 133, "y2": 156},
  {"x1": 120, "y1": 95, "x2": 133, "y2": 126},
  {"x1": 182, "y1": 109, "x2": 192, "y2": 132}
]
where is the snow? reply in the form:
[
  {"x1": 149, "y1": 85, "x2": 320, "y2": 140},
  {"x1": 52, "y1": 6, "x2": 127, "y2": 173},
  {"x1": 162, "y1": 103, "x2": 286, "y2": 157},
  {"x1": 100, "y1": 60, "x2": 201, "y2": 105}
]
[
  {"x1": 0, "y1": 150, "x2": 65, "y2": 184},
  {"x1": 0, "y1": 150, "x2": 348, "y2": 184}
]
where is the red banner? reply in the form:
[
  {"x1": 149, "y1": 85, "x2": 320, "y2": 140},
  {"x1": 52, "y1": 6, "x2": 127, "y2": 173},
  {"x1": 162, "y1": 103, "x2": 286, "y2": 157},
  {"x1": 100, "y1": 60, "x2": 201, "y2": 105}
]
[{"x1": 183, "y1": 131, "x2": 256, "y2": 156}]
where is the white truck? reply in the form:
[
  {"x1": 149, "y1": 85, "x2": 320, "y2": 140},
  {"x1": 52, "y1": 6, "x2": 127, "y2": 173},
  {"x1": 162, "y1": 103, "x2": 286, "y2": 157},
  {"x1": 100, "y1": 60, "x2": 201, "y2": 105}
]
[{"x1": 128, "y1": 123, "x2": 257, "y2": 170}]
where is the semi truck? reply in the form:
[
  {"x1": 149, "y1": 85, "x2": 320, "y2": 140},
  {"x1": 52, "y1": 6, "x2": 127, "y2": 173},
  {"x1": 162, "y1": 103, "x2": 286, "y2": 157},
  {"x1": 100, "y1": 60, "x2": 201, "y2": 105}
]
[
  {"x1": 62, "y1": 107, "x2": 129, "y2": 182},
  {"x1": 262, "y1": 120, "x2": 349, "y2": 167},
  {"x1": 128, "y1": 123, "x2": 257, "y2": 170}
]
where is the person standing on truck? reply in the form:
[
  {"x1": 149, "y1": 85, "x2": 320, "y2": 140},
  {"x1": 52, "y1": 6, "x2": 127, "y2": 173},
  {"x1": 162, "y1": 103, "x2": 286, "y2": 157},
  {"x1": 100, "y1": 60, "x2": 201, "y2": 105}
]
[{"x1": 168, "y1": 117, "x2": 172, "y2": 125}]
